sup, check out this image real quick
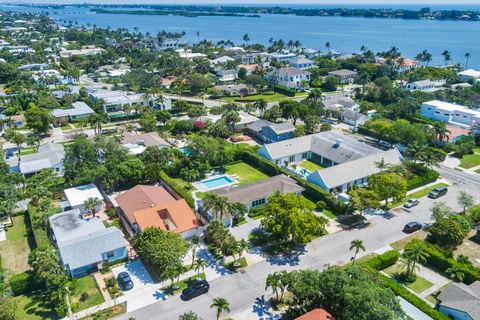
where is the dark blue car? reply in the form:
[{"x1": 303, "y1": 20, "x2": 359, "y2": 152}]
[{"x1": 117, "y1": 272, "x2": 134, "y2": 291}]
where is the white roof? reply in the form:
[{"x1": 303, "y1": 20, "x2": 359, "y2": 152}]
[
  {"x1": 64, "y1": 184, "x2": 103, "y2": 207},
  {"x1": 458, "y1": 69, "x2": 480, "y2": 78},
  {"x1": 423, "y1": 100, "x2": 480, "y2": 115},
  {"x1": 52, "y1": 101, "x2": 95, "y2": 118},
  {"x1": 193, "y1": 111, "x2": 258, "y2": 126}
]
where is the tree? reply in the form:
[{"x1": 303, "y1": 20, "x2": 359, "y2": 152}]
[
  {"x1": 254, "y1": 99, "x2": 268, "y2": 116},
  {"x1": 0, "y1": 296, "x2": 16, "y2": 320},
  {"x1": 441, "y1": 50, "x2": 452, "y2": 65},
  {"x1": 139, "y1": 112, "x2": 157, "y2": 132},
  {"x1": 135, "y1": 227, "x2": 189, "y2": 279},
  {"x1": 265, "y1": 272, "x2": 281, "y2": 301},
  {"x1": 349, "y1": 239, "x2": 365, "y2": 264},
  {"x1": 349, "y1": 187, "x2": 380, "y2": 214},
  {"x1": 234, "y1": 239, "x2": 250, "y2": 263},
  {"x1": 457, "y1": 191, "x2": 475, "y2": 214},
  {"x1": 427, "y1": 215, "x2": 468, "y2": 249},
  {"x1": 4, "y1": 129, "x2": 26, "y2": 151},
  {"x1": 321, "y1": 76, "x2": 339, "y2": 92},
  {"x1": 194, "y1": 258, "x2": 207, "y2": 279},
  {"x1": 260, "y1": 192, "x2": 327, "y2": 244},
  {"x1": 83, "y1": 197, "x2": 103, "y2": 217},
  {"x1": 430, "y1": 202, "x2": 452, "y2": 221},
  {"x1": 243, "y1": 33, "x2": 250, "y2": 45},
  {"x1": 24, "y1": 104, "x2": 54, "y2": 135},
  {"x1": 201, "y1": 193, "x2": 230, "y2": 221},
  {"x1": 368, "y1": 173, "x2": 407, "y2": 206},
  {"x1": 26, "y1": 134, "x2": 41, "y2": 151},
  {"x1": 179, "y1": 311, "x2": 203, "y2": 320},
  {"x1": 155, "y1": 110, "x2": 172, "y2": 125},
  {"x1": 464, "y1": 52, "x2": 471, "y2": 69},
  {"x1": 402, "y1": 241, "x2": 429, "y2": 281},
  {"x1": 210, "y1": 297, "x2": 230, "y2": 320}
]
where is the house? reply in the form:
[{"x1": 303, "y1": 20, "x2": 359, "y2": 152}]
[
  {"x1": 32, "y1": 69, "x2": 76, "y2": 86},
  {"x1": 247, "y1": 120, "x2": 295, "y2": 143},
  {"x1": 273, "y1": 67, "x2": 311, "y2": 89},
  {"x1": 324, "y1": 96, "x2": 357, "y2": 112},
  {"x1": 327, "y1": 69, "x2": 357, "y2": 84},
  {"x1": 217, "y1": 69, "x2": 238, "y2": 82},
  {"x1": 212, "y1": 175, "x2": 304, "y2": 211},
  {"x1": 307, "y1": 149, "x2": 403, "y2": 193},
  {"x1": 63, "y1": 184, "x2": 104, "y2": 214},
  {"x1": 121, "y1": 132, "x2": 170, "y2": 155},
  {"x1": 404, "y1": 80, "x2": 445, "y2": 92},
  {"x1": 421, "y1": 100, "x2": 480, "y2": 128},
  {"x1": 176, "y1": 49, "x2": 207, "y2": 59},
  {"x1": 376, "y1": 57, "x2": 418, "y2": 72},
  {"x1": 340, "y1": 109, "x2": 369, "y2": 127},
  {"x1": 214, "y1": 84, "x2": 256, "y2": 96},
  {"x1": 114, "y1": 185, "x2": 202, "y2": 238},
  {"x1": 8, "y1": 143, "x2": 65, "y2": 175},
  {"x1": 0, "y1": 114, "x2": 25, "y2": 129},
  {"x1": 302, "y1": 48, "x2": 320, "y2": 60},
  {"x1": 52, "y1": 101, "x2": 95, "y2": 124},
  {"x1": 458, "y1": 69, "x2": 480, "y2": 82},
  {"x1": 192, "y1": 111, "x2": 258, "y2": 129},
  {"x1": 236, "y1": 64, "x2": 259, "y2": 76},
  {"x1": 59, "y1": 46, "x2": 104, "y2": 58},
  {"x1": 288, "y1": 55, "x2": 314, "y2": 69},
  {"x1": 161, "y1": 76, "x2": 176, "y2": 89},
  {"x1": 296, "y1": 308, "x2": 336, "y2": 320},
  {"x1": 49, "y1": 209, "x2": 127, "y2": 278},
  {"x1": 269, "y1": 52, "x2": 297, "y2": 62},
  {"x1": 155, "y1": 38, "x2": 186, "y2": 51},
  {"x1": 437, "y1": 281, "x2": 480, "y2": 320}
]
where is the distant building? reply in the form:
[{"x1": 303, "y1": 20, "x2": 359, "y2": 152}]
[
  {"x1": 421, "y1": 100, "x2": 480, "y2": 128},
  {"x1": 269, "y1": 52, "x2": 297, "y2": 62},
  {"x1": 247, "y1": 120, "x2": 295, "y2": 143},
  {"x1": 458, "y1": 69, "x2": 480, "y2": 81},
  {"x1": 121, "y1": 132, "x2": 170, "y2": 155},
  {"x1": 296, "y1": 308, "x2": 336, "y2": 320},
  {"x1": 192, "y1": 111, "x2": 259, "y2": 130},
  {"x1": 340, "y1": 109, "x2": 369, "y2": 127},
  {"x1": 404, "y1": 80, "x2": 445, "y2": 92},
  {"x1": 0, "y1": 114, "x2": 25, "y2": 129},
  {"x1": 437, "y1": 281, "x2": 480, "y2": 320},
  {"x1": 52, "y1": 101, "x2": 95, "y2": 124},
  {"x1": 59, "y1": 46, "x2": 104, "y2": 58},
  {"x1": 155, "y1": 38, "x2": 186, "y2": 51},
  {"x1": 49, "y1": 209, "x2": 126, "y2": 278},
  {"x1": 214, "y1": 84, "x2": 256, "y2": 96},
  {"x1": 272, "y1": 67, "x2": 311, "y2": 89},
  {"x1": 327, "y1": 69, "x2": 357, "y2": 84}
]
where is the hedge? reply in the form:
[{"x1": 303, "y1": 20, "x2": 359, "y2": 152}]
[
  {"x1": 159, "y1": 171, "x2": 195, "y2": 208},
  {"x1": 241, "y1": 151, "x2": 350, "y2": 215},
  {"x1": 409, "y1": 239, "x2": 480, "y2": 285},
  {"x1": 9, "y1": 272, "x2": 44, "y2": 296},
  {"x1": 362, "y1": 250, "x2": 400, "y2": 271},
  {"x1": 357, "y1": 126, "x2": 397, "y2": 144},
  {"x1": 28, "y1": 205, "x2": 51, "y2": 250},
  {"x1": 379, "y1": 274, "x2": 450, "y2": 320},
  {"x1": 405, "y1": 161, "x2": 440, "y2": 190},
  {"x1": 274, "y1": 85, "x2": 296, "y2": 97}
]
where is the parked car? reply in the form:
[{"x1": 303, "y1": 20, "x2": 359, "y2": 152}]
[
  {"x1": 181, "y1": 279, "x2": 210, "y2": 300},
  {"x1": 117, "y1": 272, "x2": 134, "y2": 291},
  {"x1": 403, "y1": 221, "x2": 423, "y2": 233},
  {"x1": 403, "y1": 198, "x2": 420, "y2": 208},
  {"x1": 428, "y1": 186, "x2": 448, "y2": 199}
]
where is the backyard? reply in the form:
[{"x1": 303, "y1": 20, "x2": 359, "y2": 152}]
[
  {"x1": 14, "y1": 292, "x2": 59, "y2": 320},
  {"x1": 70, "y1": 275, "x2": 105, "y2": 312},
  {"x1": 225, "y1": 162, "x2": 269, "y2": 185},
  {"x1": 383, "y1": 263, "x2": 434, "y2": 294},
  {"x1": 0, "y1": 214, "x2": 34, "y2": 274},
  {"x1": 298, "y1": 159, "x2": 324, "y2": 172},
  {"x1": 220, "y1": 91, "x2": 308, "y2": 103}
]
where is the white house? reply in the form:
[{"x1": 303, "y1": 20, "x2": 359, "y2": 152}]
[
  {"x1": 269, "y1": 52, "x2": 297, "y2": 62},
  {"x1": 192, "y1": 111, "x2": 258, "y2": 129},
  {"x1": 458, "y1": 69, "x2": 480, "y2": 81},
  {"x1": 404, "y1": 80, "x2": 445, "y2": 92},
  {"x1": 273, "y1": 67, "x2": 311, "y2": 89},
  {"x1": 421, "y1": 100, "x2": 480, "y2": 128},
  {"x1": 89, "y1": 89, "x2": 171, "y2": 114},
  {"x1": 52, "y1": 101, "x2": 95, "y2": 124},
  {"x1": 63, "y1": 184, "x2": 105, "y2": 214},
  {"x1": 288, "y1": 55, "x2": 314, "y2": 70}
]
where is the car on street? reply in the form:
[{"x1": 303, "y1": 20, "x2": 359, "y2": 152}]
[
  {"x1": 117, "y1": 272, "x2": 134, "y2": 291},
  {"x1": 181, "y1": 279, "x2": 210, "y2": 300},
  {"x1": 403, "y1": 221, "x2": 423, "y2": 233},
  {"x1": 428, "y1": 186, "x2": 448, "y2": 199},
  {"x1": 403, "y1": 198, "x2": 420, "y2": 208}
]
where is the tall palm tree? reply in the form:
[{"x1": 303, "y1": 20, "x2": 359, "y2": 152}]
[
  {"x1": 210, "y1": 297, "x2": 230, "y2": 320},
  {"x1": 254, "y1": 99, "x2": 268, "y2": 117},
  {"x1": 464, "y1": 52, "x2": 471, "y2": 69},
  {"x1": 350, "y1": 239, "x2": 365, "y2": 264},
  {"x1": 202, "y1": 193, "x2": 230, "y2": 221},
  {"x1": 190, "y1": 236, "x2": 200, "y2": 268},
  {"x1": 194, "y1": 258, "x2": 207, "y2": 279},
  {"x1": 442, "y1": 50, "x2": 452, "y2": 66},
  {"x1": 83, "y1": 197, "x2": 103, "y2": 217},
  {"x1": 234, "y1": 239, "x2": 250, "y2": 263},
  {"x1": 403, "y1": 242, "x2": 429, "y2": 278},
  {"x1": 433, "y1": 122, "x2": 451, "y2": 147},
  {"x1": 265, "y1": 272, "x2": 281, "y2": 301}
]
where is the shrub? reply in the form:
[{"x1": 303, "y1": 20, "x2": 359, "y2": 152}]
[
  {"x1": 274, "y1": 85, "x2": 296, "y2": 97},
  {"x1": 9, "y1": 272, "x2": 43, "y2": 296},
  {"x1": 316, "y1": 201, "x2": 326, "y2": 211},
  {"x1": 405, "y1": 161, "x2": 440, "y2": 190},
  {"x1": 363, "y1": 250, "x2": 400, "y2": 271},
  {"x1": 248, "y1": 206, "x2": 265, "y2": 218},
  {"x1": 159, "y1": 171, "x2": 195, "y2": 208}
]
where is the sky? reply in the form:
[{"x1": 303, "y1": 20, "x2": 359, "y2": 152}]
[{"x1": 8, "y1": 0, "x2": 480, "y2": 4}]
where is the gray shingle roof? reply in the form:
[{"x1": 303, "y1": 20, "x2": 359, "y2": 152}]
[
  {"x1": 247, "y1": 120, "x2": 275, "y2": 133},
  {"x1": 269, "y1": 122, "x2": 295, "y2": 135},
  {"x1": 52, "y1": 101, "x2": 95, "y2": 118},
  {"x1": 212, "y1": 174, "x2": 304, "y2": 205},
  {"x1": 437, "y1": 282, "x2": 480, "y2": 319},
  {"x1": 276, "y1": 67, "x2": 310, "y2": 77},
  {"x1": 49, "y1": 209, "x2": 105, "y2": 243},
  {"x1": 18, "y1": 143, "x2": 64, "y2": 174}
]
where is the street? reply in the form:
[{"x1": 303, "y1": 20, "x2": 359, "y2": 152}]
[{"x1": 118, "y1": 166, "x2": 480, "y2": 320}]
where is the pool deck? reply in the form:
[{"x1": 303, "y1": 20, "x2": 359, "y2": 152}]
[{"x1": 193, "y1": 174, "x2": 236, "y2": 192}]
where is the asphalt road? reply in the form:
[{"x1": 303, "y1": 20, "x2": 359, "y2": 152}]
[{"x1": 119, "y1": 167, "x2": 480, "y2": 320}]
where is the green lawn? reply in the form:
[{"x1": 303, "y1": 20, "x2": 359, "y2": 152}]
[
  {"x1": 224, "y1": 257, "x2": 248, "y2": 271},
  {"x1": 384, "y1": 264, "x2": 434, "y2": 294},
  {"x1": 459, "y1": 154, "x2": 480, "y2": 169},
  {"x1": 17, "y1": 148, "x2": 37, "y2": 156},
  {"x1": 220, "y1": 91, "x2": 308, "y2": 103},
  {"x1": 70, "y1": 276, "x2": 105, "y2": 312},
  {"x1": 161, "y1": 272, "x2": 206, "y2": 295},
  {"x1": 298, "y1": 160, "x2": 324, "y2": 172},
  {"x1": 0, "y1": 214, "x2": 34, "y2": 274},
  {"x1": 14, "y1": 292, "x2": 59, "y2": 320},
  {"x1": 389, "y1": 183, "x2": 449, "y2": 209},
  {"x1": 473, "y1": 147, "x2": 480, "y2": 154},
  {"x1": 79, "y1": 302, "x2": 127, "y2": 320},
  {"x1": 225, "y1": 162, "x2": 269, "y2": 185}
]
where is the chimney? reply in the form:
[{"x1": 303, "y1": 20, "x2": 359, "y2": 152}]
[{"x1": 335, "y1": 138, "x2": 343, "y2": 146}]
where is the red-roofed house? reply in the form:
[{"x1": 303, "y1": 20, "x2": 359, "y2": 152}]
[{"x1": 296, "y1": 308, "x2": 336, "y2": 320}]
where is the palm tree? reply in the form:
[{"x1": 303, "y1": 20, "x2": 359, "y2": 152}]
[
  {"x1": 464, "y1": 52, "x2": 471, "y2": 69},
  {"x1": 356, "y1": 72, "x2": 371, "y2": 98},
  {"x1": 374, "y1": 158, "x2": 389, "y2": 171},
  {"x1": 446, "y1": 266, "x2": 465, "y2": 282},
  {"x1": 350, "y1": 239, "x2": 365, "y2": 264},
  {"x1": 83, "y1": 197, "x2": 103, "y2": 217},
  {"x1": 194, "y1": 258, "x2": 207, "y2": 279},
  {"x1": 210, "y1": 297, "x2": 230, "y2": 320},
  {"x1": 190, "y1": 236, "x2": 200, "y2": 268},
  {"x1": 243, "y1": 33, "x2": 250, "y2": 46},
  {"x1": 402, "y1": 242, "x2": 429, "y2": 278},
  {"x1": 442, "y1": 50, "x2": 452, "y2": 66},
  {"x1": 234, "y1": 239, "x2": 250, "y2": 264},
  {"x1": 195, "y1": 31, "x2": 200, "y2": 43},
  {"x1": 254, "y1": 99, "x2": 268, "y2": 117},
  {"x1": 433, "y1": 122, "x2": 451, "y2": 147},
  {"x1": 325, "y1": 41, "x2": 331, "y2": 52},
  {"x1": 202, "y1": 193, "x2": 230, "y2": 221},
  {"x1": 265, "y1": 272, "x2": 281, "y2": 301}
]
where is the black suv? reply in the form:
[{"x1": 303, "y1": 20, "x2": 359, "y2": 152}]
[
  {"x1": 428, "y1": 186, "x2": 448, "y2": 199},
  {"x1": 181, "y1": 279, "x2": 210, "y2": 300},
  {"x1": 403, "y1": 221, "x2": 423, "y2": 233}
]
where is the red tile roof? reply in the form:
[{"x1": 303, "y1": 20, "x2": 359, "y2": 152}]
[{"x1": 295, "y1": 308, "x2": 336, "y2": 320}]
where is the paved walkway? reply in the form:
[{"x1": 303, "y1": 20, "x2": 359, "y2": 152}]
[
  {"x1": 93, "y1": 272, "x2": 112, "y2": 302},
  {"x1": 416, "y1": 265, "x2": 451, "y2": 297}
]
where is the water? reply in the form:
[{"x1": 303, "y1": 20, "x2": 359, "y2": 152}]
[
  {"x1": 3, "y1": 5, "x2": 480, "y2": 68},
  {"x1": 200, "y1": 175, "x2": 234, "y2": 190}
]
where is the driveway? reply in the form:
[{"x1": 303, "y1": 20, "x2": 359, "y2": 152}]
[{"x1": 112, "y1": 259, "x2": 167, "y2": 312}]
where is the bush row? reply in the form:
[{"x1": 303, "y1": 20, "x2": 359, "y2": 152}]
[
  {"x1": 274, "y1": 85, "x2": 296, "y2": 97},
  {"x1": 28, "y1": 205, "x2": 51, "y2": 250},
  {"x1": 357, "y1": 126, "x2": 397, "y2": 144},
  {"x1": 409, "y1": 239, "x2": 480, "y2": 285},
  {"x1": 379, "y1": 274, "x2": 449, "y2": 320},
  {"x1": 362, "y1": 250, "x2": 400, "y2": 271},
  {"x1": 241, "y1": 151, "x2": 350, "y2": 215},
  {"x1": 9, "y1": 272, "x2": 44, "y2": 296},
  {"x1": 159, "y1": 171, "x2": 195, "y2": 208},
  {"x1": 406, "y1": 170, "x2": 440, "y2": 190}
]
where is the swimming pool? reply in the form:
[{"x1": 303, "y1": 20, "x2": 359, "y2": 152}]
[{"x1": 195, "y1": 175, "x2": 235, "y2": 191}]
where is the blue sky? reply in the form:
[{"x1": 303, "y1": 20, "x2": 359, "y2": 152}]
[{"x1": 14, "y1": 0, "x2": 480, "y2": 4}]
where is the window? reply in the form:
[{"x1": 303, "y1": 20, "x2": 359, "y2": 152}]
[
  {"x1": 302, "y1": 152, "x2": 309, "y2": 159},
  {"x1": 289, "y1": 155, "x2": 295, "y2": 162},
  {"x1": 106, "y1": 251, "x2": 115, "y2": 259},
  {"x1": 251, "y1": 198, "x2": 266, "y2": 207}
]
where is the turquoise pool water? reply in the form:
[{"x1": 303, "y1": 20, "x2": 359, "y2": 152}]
[{"x1": 201, "y1": 176, "x2": 234, "y2": 190}]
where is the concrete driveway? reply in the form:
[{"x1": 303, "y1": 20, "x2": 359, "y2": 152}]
[{"x1": 112, "y1": 259, "x2": 167, "y2": 312}]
